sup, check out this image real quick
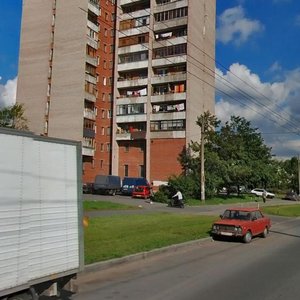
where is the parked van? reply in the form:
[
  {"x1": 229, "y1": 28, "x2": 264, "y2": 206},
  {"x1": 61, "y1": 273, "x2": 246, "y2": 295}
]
[
  {"x1": 94, "y1": 175, "x2": 122, "y2": 195},
  {"x1": 121, "y1": 177, "x2": 149, "y2": 195}
]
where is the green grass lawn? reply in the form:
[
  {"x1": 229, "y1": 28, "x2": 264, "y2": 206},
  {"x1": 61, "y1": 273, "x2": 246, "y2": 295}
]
[
  {"x1": 84, "y1": 213, "x2": 217, "y2": 264},
  {"x1": 83, "y1": 200, "x2": 138, "y2": 211},
  {"x1": 186, "y1": 194, "x2": 258, "y2": 206},
  {"x1": 262, "y1": 204, "x2": 300, "y2": 217}
]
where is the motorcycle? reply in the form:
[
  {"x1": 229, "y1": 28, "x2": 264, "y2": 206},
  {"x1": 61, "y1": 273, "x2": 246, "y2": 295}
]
[{"x1": 168, "y1": 196, "x2": 184, "y2": 208}]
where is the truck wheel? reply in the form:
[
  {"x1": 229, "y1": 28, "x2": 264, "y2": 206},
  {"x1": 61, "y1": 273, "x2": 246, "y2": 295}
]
[{"x1": 243, "y1": 231, "x2": 252, "y2": 243}]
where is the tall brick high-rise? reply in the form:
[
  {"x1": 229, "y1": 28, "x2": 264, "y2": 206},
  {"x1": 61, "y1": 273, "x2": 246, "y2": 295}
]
[{"x1": 17, "y1": 0, "x2": 216, "y2": 187}]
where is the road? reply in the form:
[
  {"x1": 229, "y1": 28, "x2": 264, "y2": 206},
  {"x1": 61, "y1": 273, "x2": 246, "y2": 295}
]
[{"x1": 69, "y1": 195, "x2": 300, "y2": 300}]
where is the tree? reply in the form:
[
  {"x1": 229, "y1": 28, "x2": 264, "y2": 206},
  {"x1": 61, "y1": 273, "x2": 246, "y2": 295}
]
[
  {"x1": 178, "y1": 114, "x2": 274, "y2": 199},
  {"x1": 0, "y1": 103, "x2": 28, "y2": 130}
]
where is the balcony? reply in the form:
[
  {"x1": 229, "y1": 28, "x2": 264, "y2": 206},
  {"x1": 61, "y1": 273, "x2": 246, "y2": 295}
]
[
  {"x1": 86, "y1": 36, "x2": 98, "y2": 49},
  {"x1": 151, "y1": 72, "x2": 186, "y2": 84},
  {"x1": 85, "y1": 92, "x2": 96, "y2": 103},
  {"x1": 86, "y1": 55, "x2": 97, "y2": 67},
  {"x1": 131, "y1": 130, "x2": 146, "y2": 140},
  {"x1": 121, "y1": 9, "x2": 151, "y2": 20},
  {"x1": 154, "y1": 16, "x2": 188, "y2": 32},
  {"x1": 82, "y1": 146, "x2": 95, "y2": 157},
  {"x1": 150, "y1": 130, "x2": 185, "y2": 139},
  {"x1": 152, "y1": 55, "x2": 187, "y2": 67},
  {"x1": 117, "y1": 77, "x2": 148, "y2": 88},
  {"x1": 118, "y1": 43, "x2": 149, "y2": 55},
  {"x1": 85, "y1": 73, "x2": 97, "y2": 84},
  {"x1": 120, "y1": 0, "x2": 146, "y2": 6},
  {"x1": 84, "y1": 109, "x2": 96, "y2": 120},
  {"x1": 115, "y1": 131, "x2": 146, "y2": 140},
  {"x1": 154, "y1": 0, "x2": 188, "y2": 13},
  {"x1": 87, "y1": 20, "x2": 99, "y2": 33},
  {"x1": 151, "y1": 92, "x2": 186, "y2": 103},
  {"x1": 116, "y1": 114, "x2": 147, "y2": 123},
  {"x1": 153, "y1": 36, "x2": 187, "y2": 49},
  {"x1": 116, "y1": 132, "x2": 131, "y2": 141},
  {"x1": 83, "y1": 128, "x2": 95, "y2": 138},
  {"x1": 151, "y1": 111, "x2": 186, "y2": 121},
  {"x1": 88, "y1": 0, "x2": 100, "y2": 15},
  {"x1": 118, "y1": 60, "x2": 149, "y2": 71}
]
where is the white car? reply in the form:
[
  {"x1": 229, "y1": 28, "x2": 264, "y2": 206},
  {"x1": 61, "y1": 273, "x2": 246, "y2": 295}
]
[{"x1": 251, "y1": 188, "x2": 275, "y2": 198}]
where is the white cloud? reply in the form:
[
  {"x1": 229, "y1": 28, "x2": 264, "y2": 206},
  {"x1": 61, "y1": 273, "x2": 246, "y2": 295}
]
[
  {"x1": 295, "y1": 14, "x2": 300, "y2": 26},
  {"x1": 215, "y1": 64, "x2": 300, "y2": 157},
  {"x1": 0, "y1": 77, "x2": 17, "y2": 108},
  {"x1": 217, "y1": 6, "x2": 264, "y2": 45}
]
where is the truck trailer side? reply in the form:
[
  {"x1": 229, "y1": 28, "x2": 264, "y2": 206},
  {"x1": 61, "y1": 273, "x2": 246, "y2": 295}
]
[{"x1": 0, "y1": 128, "x2": 83, "y2": 299}]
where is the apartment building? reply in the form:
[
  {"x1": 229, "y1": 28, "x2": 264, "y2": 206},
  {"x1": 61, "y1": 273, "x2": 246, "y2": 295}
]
[
  {"x1": 16, "y1": 0, "x2": 116, "y2": 183},
  {"x1": 112, "y1": 0, "x2": 216, "y2": 185}
]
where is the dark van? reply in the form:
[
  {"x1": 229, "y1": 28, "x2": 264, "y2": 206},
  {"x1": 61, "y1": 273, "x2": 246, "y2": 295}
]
[
  {"x1": 94, "y1": 175, "x2": 122, "y2": 195},
  {"x1": 121, "y1": 177, "x2": 149, "y2": 195}
]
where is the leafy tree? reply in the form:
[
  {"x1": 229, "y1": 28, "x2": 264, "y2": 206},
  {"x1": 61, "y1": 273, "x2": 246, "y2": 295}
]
[
  {"x1": 0, "y1": 103, "x2": 28, "y2": 130},
  {"x1": 177, "y1": 113, "x2": 274, "y2": 199}
]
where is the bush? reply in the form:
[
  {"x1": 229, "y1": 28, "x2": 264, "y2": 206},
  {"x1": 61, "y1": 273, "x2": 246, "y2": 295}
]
[{"x1": 152, "y1": 190, "x2": 169, "y2": 203}]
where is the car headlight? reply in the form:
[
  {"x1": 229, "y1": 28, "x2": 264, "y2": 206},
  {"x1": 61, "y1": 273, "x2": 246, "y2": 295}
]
[
  {"x1": 235, "y1": 226, "x2": 242, "y2": 234},
  {"x1": 212, "y1": 225, "x2": 219, "y2": 230}
]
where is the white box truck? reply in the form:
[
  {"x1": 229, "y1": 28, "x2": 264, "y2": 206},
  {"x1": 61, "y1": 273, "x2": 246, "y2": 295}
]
[{"x1": 0, "y1": 128, "x2": 84, "y2": 300}]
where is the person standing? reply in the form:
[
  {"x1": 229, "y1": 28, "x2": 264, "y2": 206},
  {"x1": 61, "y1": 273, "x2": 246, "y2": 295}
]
[{"x1": 262, "y1": 190, "x2": 267, "y2": 203}]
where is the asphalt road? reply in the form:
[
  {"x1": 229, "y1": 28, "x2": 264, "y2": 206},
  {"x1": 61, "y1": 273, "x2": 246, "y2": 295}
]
[
  {"x1": 74, "y1": 215, "x2": 300, "y2": 300},
  {"x1": 63, "y1": 194, "x2": 300, "y2": 300}
]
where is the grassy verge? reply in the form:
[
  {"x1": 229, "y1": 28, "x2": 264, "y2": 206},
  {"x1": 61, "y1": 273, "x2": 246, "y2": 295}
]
[
  {"x1": 83, "y1": 200, "x2": 137, "y2": 211},
  {"x1": 262, "y1": 204, "x2": 300, "y2": 217},
  {"x1": 186, "y1": 194, "x2": 258, "y2": 206},
  {"x1": 84, "y1": 213, "x2": 217, "y2": 264}
]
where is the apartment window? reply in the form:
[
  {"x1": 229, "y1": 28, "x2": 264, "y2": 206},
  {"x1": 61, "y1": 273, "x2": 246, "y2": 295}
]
[
  {"x1": 102, "y1": 93, "x2": 105, "y2": 101},
  {"x1": 111, "y1": 29, "x2": 115, "y2": 37},
  {"x1": 154, "y1": 44, "x2": 187, "y2": 59},
  {"x1": 109, "y1": 60, "x2": 113, "y2": 69},
  {"x1": 111, "y1": 13, "x2": 115, "y2": 21},
  {"x1": 105, "y1": 13, "x2": 109, "y2": 21},
  {"x1": 106, "y1": 127, "x2": 111, "y2": 136},
  {"x1": 103, "y1": 60, "x2": 107, "y2": 69},
  {"x1": 154, "y1": 7, "x2": 188, "y2": 22},
  {"x1": 124, "y1": 164, "x2": 129, "y2": 177},
  {"x1": 103, "y1": 77, "x2": 107, "y2": 85},
  {"x1": 100, "y1": 143, "x2": 104, "y2": 152},
  {"x1": 102, "y1": 109, "x2": 105, "y2": 118},
  {"x1": 150, "y1": 119, "x2": 185, "y2": 131},
  {"x1": 118, "y1": 51, "x2": 148, "y2": 64},
  {"x1": 104, "y1": 44, "x2": 107, "y2": 53},
  {"x1": 110, "y1": 45, "x2": 114, "y2": 53},
  {"x1": 109, "y1": 93, "x2": 113, "y2": 102},
  {"x1": 86, "y1": 44, "x2": 97, "y2": 58},
  {"x1": 101, "y1": 127, "x2": 105, "y2": 135},
  {"x1": 86, "y1": 63, "x2": 96, "y2": 76},
  {"x1": 109, "y1": 77, "x2": 113, "y2": 86},
  {"x1": 117, "y1": 103, "x2": 145, "y2": 115},
  {"x1": 104, "y1": 28, "x2": 108, "y2": 36},
  {"x1": 106, "y1": 143, "x2": 111, "y2": 152},
  {"x1": 107, "y1": 110, "x2": 112, "y2": 118},
  {"x1": 100, "y1": 160, "x2": 104, "y2": 169}
]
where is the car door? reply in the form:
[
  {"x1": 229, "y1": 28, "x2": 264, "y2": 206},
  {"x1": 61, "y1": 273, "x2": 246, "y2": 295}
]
[{"x1": 253, "y1": 210, "x2": 266, "y2": 234}]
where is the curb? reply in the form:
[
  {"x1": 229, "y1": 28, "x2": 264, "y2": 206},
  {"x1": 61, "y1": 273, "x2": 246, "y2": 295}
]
[{"x1": 79, "y1": 237, "x2": 213, "y2": 275}]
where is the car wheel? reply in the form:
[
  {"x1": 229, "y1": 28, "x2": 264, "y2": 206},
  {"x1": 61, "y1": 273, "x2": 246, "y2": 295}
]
[
  {"x1": 261, "y1": 227, "x2": 269, "y2": 238},
  {"x1": 243, "y1": 231, "x2": 252, "y2": 243}
]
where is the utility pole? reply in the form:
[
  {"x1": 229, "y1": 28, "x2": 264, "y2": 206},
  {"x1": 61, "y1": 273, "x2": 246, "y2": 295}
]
[{"x1": 200, "y1": 119, "x2": 205, "y2": 203}]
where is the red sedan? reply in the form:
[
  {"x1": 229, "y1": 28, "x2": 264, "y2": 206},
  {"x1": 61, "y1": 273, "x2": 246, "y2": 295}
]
[{"x1": 211, "y1": 207, "x2": 271, "y2": 243}]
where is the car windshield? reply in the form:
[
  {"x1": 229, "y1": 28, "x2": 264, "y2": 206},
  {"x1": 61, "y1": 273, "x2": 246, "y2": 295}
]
[{"x1": 222, "y1": 210, "x2": 251, "y2": 220}]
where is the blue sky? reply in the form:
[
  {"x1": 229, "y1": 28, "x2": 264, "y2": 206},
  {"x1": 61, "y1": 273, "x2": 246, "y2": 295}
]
[{"x1": 1, "y1": 0, "x2": 300, "y2": 158}]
